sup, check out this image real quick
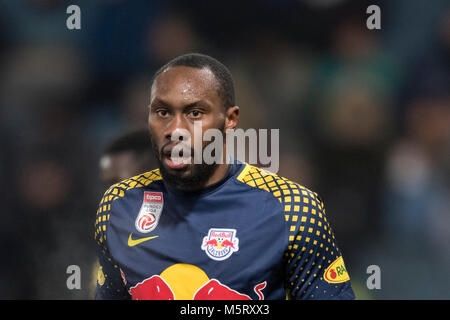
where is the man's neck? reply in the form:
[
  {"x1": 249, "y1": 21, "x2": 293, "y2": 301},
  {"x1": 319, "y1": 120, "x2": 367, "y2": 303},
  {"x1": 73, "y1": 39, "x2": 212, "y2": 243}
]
[
  {"x1": 201, "y1": 162, "x2": 230, "y2": 188},
  {"x1": 193, "y1": 150, "x2": 232, "y2": 190}
]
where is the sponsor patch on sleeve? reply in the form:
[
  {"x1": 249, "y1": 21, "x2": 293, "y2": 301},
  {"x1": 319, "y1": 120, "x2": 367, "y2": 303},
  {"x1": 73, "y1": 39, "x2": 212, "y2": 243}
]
[{"x1": 323, "y1": 256, "x2": 350, "y2": 284}]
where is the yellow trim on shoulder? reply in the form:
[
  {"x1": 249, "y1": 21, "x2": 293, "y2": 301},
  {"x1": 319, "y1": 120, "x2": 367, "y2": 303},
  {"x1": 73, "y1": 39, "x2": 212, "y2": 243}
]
[
  {"x1": 95, "y1": 169, "x2": 162, "y2": 246},
  {"x1": 236, "y1": 163, "x2": 252, "y2": 181},
  {"x1": 236, "y1": 163, "x2": 317, "y2": 205},
  {"x1": 104, "y1": 168, "x2": 162, "y2": 202}
]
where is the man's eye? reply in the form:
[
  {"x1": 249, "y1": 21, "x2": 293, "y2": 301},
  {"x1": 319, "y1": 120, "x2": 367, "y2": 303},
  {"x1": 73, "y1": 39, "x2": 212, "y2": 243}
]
[
  {"x1": 157, "y1": 110, "x2": 168, "y2": 117},
  {"x1": 189, "y1": 110, "x2": 202, "y2": 118}
]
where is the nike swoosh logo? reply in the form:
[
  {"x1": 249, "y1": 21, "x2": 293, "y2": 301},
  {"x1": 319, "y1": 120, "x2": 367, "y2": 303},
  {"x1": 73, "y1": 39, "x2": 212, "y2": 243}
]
[{"x1": 128, "y1": 233, "x2": 159, "y2": 247}]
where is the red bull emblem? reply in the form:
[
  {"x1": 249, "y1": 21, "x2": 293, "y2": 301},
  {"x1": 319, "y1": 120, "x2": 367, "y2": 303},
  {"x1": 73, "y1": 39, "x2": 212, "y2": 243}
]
[
  {"x1": 130, "y1": 275, "x2": 174, "y2": 300},
  {"x1": 135, "y1": 192, "x2": 164, "y2": 233},
  {"x1": 201, "y1": 228, "x2": 239, "y2": 261},
  {"x1": 128, "y1": 263, "x2": 267, "y2": 300}
]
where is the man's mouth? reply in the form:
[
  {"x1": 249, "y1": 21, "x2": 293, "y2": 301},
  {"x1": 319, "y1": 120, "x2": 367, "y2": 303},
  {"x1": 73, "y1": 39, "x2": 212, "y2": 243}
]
[{"x1": 162, "y1": 145, "x2": 192, "y2": 170}]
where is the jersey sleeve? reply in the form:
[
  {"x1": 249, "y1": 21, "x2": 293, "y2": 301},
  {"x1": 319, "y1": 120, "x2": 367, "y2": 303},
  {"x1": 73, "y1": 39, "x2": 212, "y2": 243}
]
[
  {"x1": 283, "y1": 187, "x2": 355, "y2": 300},
  {"x1": 94, "y1": 187, "x2": 131, "y2": 300}
]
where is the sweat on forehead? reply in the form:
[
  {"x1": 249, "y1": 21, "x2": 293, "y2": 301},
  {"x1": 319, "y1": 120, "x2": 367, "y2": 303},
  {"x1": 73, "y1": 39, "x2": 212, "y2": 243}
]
[
  {"x1": 151, "y1": 66, "x2": 223, "y2": 102},
  {"x1": 150, "y1": 53, "x2": 236, "y2": 109},
  {"x1": 156, "y1": 66, "x2": 217, "y2": 89}
]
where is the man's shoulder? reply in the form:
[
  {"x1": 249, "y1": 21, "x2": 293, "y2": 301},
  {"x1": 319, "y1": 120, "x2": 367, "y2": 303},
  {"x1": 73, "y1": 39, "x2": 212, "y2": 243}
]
[
  {"x1": 95, "y1": 169, "x2": 162, "y2": 247},
  {"x1": 235, "y1": 163, "x2": 322, "y2": 207},
  {"x1": 101, "y1": 168, "x2": 163, "y2": 203}
]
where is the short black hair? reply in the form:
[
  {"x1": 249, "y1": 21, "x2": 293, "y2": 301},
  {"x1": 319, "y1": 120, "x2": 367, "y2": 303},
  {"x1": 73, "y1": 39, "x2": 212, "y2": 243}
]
[
  {"x1": 104, "y1": 129, "x2": 152, "y2": 157},
  {"x1": 152, "y1": 53, "x2": 235, "y2": 109}
]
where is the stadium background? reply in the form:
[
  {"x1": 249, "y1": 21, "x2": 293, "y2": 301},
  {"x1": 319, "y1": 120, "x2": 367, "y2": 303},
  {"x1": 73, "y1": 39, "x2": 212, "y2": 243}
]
[{"x1": 0, "y1": 0, "x2": 448, "y2": 299}]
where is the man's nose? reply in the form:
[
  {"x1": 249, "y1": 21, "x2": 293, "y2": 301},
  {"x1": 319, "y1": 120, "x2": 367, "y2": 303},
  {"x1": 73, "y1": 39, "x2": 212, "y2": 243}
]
[{"x1": 164, "y1": 114, "x2": 189, "y2": 142}]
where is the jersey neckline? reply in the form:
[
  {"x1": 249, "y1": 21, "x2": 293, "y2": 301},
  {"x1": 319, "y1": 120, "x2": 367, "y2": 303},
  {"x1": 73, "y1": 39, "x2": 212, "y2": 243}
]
[{"x1": 163, "y1": 159, "x2": 246, "y2": 197}]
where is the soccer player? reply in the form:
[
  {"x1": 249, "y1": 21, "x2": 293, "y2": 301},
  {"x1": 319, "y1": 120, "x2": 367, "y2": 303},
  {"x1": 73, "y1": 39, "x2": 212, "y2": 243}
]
[
  {"x1": 99, "y1": 129, "x2": 156, "y2": 187},
  {"x1": 94, "y1": 53, "x2": 355, "y2": 300}
]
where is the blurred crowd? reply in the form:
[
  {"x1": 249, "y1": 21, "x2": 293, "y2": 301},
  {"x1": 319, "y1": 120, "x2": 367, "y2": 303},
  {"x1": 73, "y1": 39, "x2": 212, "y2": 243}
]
[{"x1": 0, "y1": 0, "x2": 448, "y2": 299}]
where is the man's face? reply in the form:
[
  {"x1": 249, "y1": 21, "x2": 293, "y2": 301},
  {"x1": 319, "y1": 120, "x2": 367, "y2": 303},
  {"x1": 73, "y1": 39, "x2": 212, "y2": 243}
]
[
  {"x1": 100, "y1": 152, "x2": 144, "y2": 187},
  {"x1": 148, "y1": 66, "x2": 228, "y2": 189}
]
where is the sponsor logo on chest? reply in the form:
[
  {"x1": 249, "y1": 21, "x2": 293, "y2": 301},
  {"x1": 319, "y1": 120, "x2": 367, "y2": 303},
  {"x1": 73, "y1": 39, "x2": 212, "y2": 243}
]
[{"x1": 135, "y1": 192, "x2": 163, "y2": 233}]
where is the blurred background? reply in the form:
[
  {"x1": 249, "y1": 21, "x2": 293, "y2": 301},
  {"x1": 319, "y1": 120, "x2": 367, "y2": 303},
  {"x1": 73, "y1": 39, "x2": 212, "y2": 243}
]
[{"x1": 0, "y1": 0, "x2": 448, "y2": 299}]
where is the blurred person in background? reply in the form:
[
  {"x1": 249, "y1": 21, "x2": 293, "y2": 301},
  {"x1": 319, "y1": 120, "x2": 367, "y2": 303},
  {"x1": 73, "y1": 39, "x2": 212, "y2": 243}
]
[
  {"x1": 12, "y1": 150, "x2": 94, "y2": 299},
  {"x1": 0, "y1": 26, "x2": 93, "y2": 298},
  {"x1": 99, "y1": 130, "x2": 157, "y2": 188},
  {"x1": 361, "y1": 92, "x2": 450, "y2": 299},
  {"x1": 90, "y1": 129, "x2": 157, "y2": 297},
  {"x1": 0, "y1": 131, "x2": 31, "y2": 299},
  {"x1": 356, "y1": 7, "x2": 450, "y2": 299},
  {"x1": 302, "y1": 14, "x2": 397, "y2": 255}
]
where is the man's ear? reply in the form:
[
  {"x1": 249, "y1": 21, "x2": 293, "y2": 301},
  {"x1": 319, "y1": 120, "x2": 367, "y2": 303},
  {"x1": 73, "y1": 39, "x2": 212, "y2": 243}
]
[{"x1": 225, "y1": 106, "x2": 240, "y2": 130}]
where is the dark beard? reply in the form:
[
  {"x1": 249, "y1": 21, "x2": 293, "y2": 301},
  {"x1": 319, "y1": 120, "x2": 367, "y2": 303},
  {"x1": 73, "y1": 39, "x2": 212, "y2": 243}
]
[
  {"x1": 150, "y1": 123, "x2": 224, "y2": 191},
  {"x1": 159, "y1": 157, "x2": 218, "y2": 190}
]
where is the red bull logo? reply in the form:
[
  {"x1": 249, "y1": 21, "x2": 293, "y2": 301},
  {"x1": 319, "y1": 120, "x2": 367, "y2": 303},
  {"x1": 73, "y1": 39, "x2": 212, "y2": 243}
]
[
  {"x1": 201, "y1": 228, "x2": 239, "y2": 261},
  {"x1": 128, "y1": 263, "x2": 266, "y2": 300},
  {"x1": 130, "y1": 275, "x2": 174, "y2": 300}
]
